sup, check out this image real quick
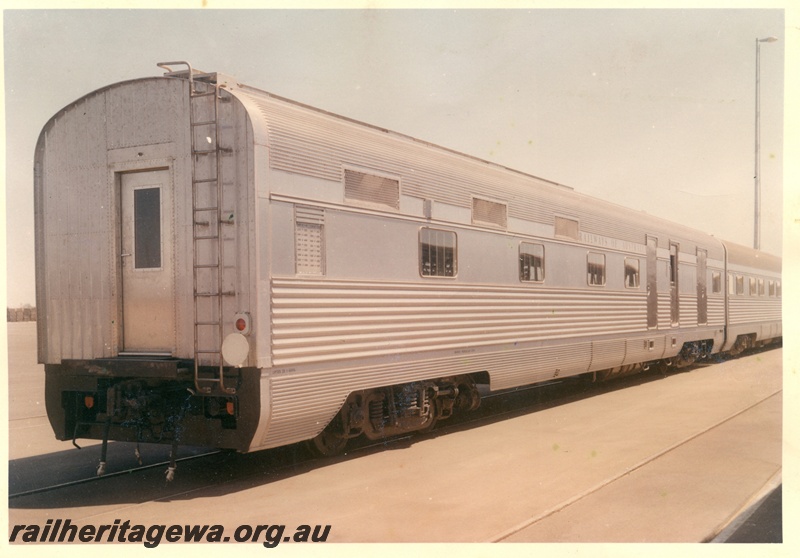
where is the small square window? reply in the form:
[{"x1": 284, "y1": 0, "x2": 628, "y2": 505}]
[{"x1": 420, "y1": 228, "x2": 456, "y2": 277}]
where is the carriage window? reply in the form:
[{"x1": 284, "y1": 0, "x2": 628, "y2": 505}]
[
  {"x1": 520, "y1": 243, "x2": 544, "y2": 282},
  {"x1": 712, "y1": 271, "x2": 722, "y2": 294},
  {"x1": 769, "y1": 280, "x2": 775, "y2": 297},
  {"x1": 776, "y1": 281, "x2": 781, "y2": 298},
  {"x1": 758, "y1": 278, "x2": 765, "y2": 296},
  {"x1": 587, "y1": 253, "x2": 605, "y2": 286},
  {"x1": 420, "y1": 228, "x2": 456, "y2": 277},
  {"x1": 624, "y1": 258, "x2": 640, "y2": 288},
  {"x1": 134, "y1": 187, "x2": 161, "y2": 269},
  {"x1": 735, "y1": 275, "x2": 744, "y2": 295},
  {"x1": 749, "y1": 277, "x2": 757, "y2": 296}
]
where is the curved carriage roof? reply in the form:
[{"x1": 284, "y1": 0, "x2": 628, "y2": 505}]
[
  {"x1": 39, "y1": 70, "x2": 778, "y2": 267},
  {"x1": 226, "y1": 78, "x2": 727, "y2": 258},
  {"x1": 723, "y1": 240, "x2": 781, "y2": 273}
]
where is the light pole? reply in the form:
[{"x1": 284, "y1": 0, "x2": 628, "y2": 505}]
[{"x1": 754, "y1": 36, "x2": 777, "y2": 251}]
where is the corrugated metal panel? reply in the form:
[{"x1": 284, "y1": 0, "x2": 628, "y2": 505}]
[
  {"x1": 271, "y1": 278, "x2": 647, "y2": 366},
  {"x1": 590, "y1": 339, "x2": 626, "y2": 370},
  {"x1": 236, "y1": 89, "x2": 724, "y2": 256},
  {"x1": 259, "y1": 339, "x2": 594, "y2": 449},
  {"x1": 707, "y1": 297, "x2": 725, "y2": 326},
  {"x1": 344, "y1": 168, "x2": 400, "y2": 210},
  {"x1": 728, "y1": 298, "x2": 782, "y2": 325}
]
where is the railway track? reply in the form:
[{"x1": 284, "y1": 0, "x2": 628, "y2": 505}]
[{"x1": 8, "y1": 450, "x2": 223, "y2": 500}]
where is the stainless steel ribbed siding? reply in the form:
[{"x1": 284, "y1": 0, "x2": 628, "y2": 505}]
[
  {"x1": 260, "y1": 338, "x2": 596, "y2": 449},
  {"x1": 239, "y1": 90, "x2": 724, "y2": 255},
  {"x1": 728, "y1": 298, "x2": 782, "y2": 325},
  {"x1": 271, "y1": 278, "x2": 647, "y2": 366}
]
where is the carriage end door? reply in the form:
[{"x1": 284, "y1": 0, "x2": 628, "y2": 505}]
[{"x1": 119, "y1": 168, "x2": 175, "y2": 353}]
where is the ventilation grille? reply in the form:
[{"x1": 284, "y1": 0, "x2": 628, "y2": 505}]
[
  {"x1": 555, "y1": 216, "x2": 580, "y2": 240},
  {"x1": 344, "y1": 169, "x2": 400, "y2": 210},
  {"x1": 472, "y1": 197, "x2": 507, "y2": 229},
  {"x1": 295, "y1": 206, "x2": 325, "y2": 275}
]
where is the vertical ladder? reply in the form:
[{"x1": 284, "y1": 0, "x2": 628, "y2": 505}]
[{"x1": 162, "y1": 62, "x2": 236, "y2": 395}]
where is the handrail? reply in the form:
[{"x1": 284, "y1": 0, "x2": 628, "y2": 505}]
[{"x1": 157, "y1": 60, "x2": 195, "y2": 91}]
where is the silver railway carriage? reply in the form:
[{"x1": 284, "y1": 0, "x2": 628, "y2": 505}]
[{"x1": 36, "y1": 63, "x2": 782, "y2": 469}]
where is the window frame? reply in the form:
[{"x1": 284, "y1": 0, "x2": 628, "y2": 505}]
[
  {"x1": 712, "y1": 271, "x2": 722, "y2": 294},
  {"x1": 132, "y1": 186, "x2": 163, "y2": 270},
  {"x1": 419, "y1": 227, "x2": 457, "y2": 278},
  {"x1": 519, "y1": 242, "x2": 545, "y2": 283},
  {"x1": 624, "y1": 257, "x2": 640, "y2": 289},
  {"x1": 587, "y1": 252, "x2": 606, "y2": 287}
]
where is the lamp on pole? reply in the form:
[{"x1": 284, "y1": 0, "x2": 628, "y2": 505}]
[{"x1": 754, "y1": 36, "x2": 777, "y2": 251}]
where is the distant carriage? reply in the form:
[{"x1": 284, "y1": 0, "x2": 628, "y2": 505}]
[{"x1": 35, "y1": 62, "x2": 781, "y2": 471}]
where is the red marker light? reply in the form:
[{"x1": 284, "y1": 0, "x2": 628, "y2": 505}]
[
  {"x1": 226, "y1": 401, "x2": 235, "y2": 415},
  {"x1": 233, "y1": 312, "x2": 251, "y2": 334},
  {"x1": 84, "y1": 395, "x2": 94, "y2": 409}
]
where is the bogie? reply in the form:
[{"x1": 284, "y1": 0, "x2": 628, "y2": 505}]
[{"x1": 308, "y1": 375, "x2": 481, "y2": 456}]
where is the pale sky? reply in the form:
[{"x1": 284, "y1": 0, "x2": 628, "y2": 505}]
[{"x1": 2, "y1": 2, "x2": 792, "y2": 307}]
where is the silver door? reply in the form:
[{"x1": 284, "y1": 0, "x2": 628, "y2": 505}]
[
  {"x1": 696, "y1": 248, "x2": 707, "y2": 325},
  {"x1": 120, "y1": 169, "x2": 175, "y2": 352},
  {"x1": 669, "y1": 242, "x2": 680, "y2": 326},
  {"x1": 646, "y1": 235, "x2": 658, "y2": 329}
]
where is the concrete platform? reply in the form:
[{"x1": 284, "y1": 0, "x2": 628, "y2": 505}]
[{"x1": 6, "y1": 322, "x2": 784, "y2": 543}]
